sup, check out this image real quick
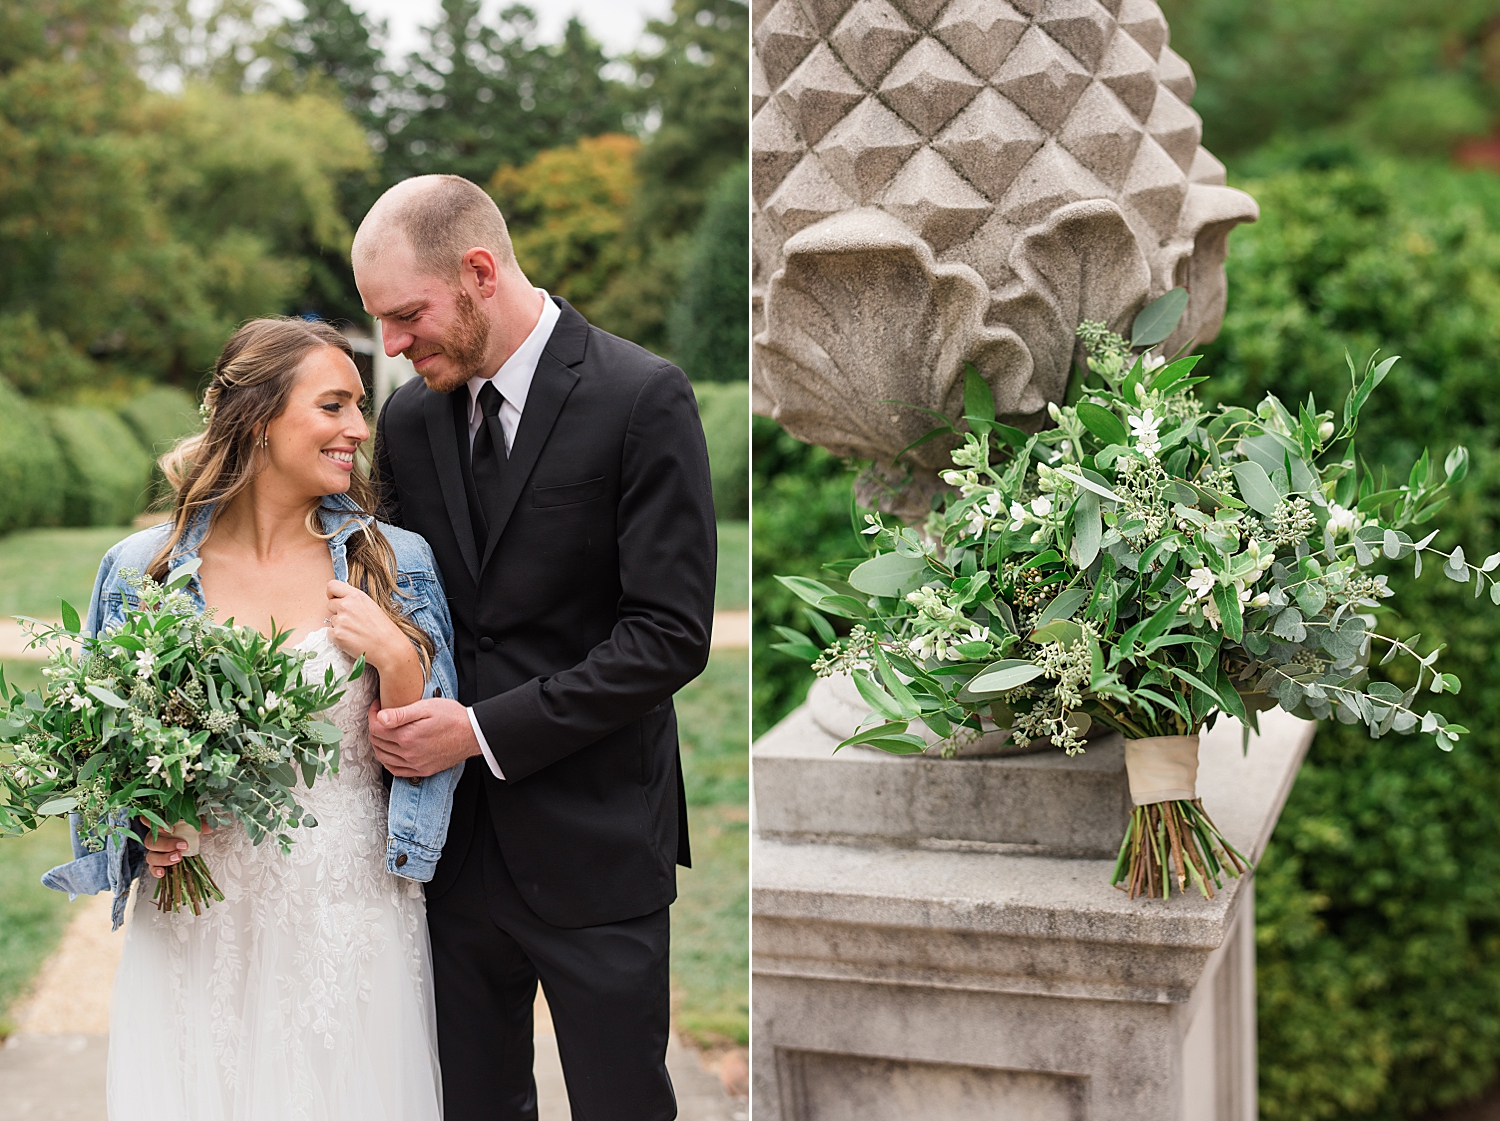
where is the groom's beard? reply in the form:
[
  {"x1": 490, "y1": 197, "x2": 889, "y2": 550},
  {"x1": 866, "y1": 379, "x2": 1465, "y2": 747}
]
[{"x1": 407, "y1": 288, "x2": 492, "y2": 393}]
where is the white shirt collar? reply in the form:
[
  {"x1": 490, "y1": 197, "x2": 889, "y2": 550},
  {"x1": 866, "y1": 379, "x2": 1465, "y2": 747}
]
[{"x1": 466, "y1": 288, "x2": 560, "y2": 422}]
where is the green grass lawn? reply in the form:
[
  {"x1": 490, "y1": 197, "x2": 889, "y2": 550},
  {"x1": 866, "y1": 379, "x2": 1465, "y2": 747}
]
[
  {"x1": 0, "y1": 526, "x2": 134, "y2": 621},
  {"x1": 0, "y1": 820, "x2": 77, "y2": 1035},
  {"x1": 671, "y1": 648, "x2": 748, "y2": 1048},
  {"x1": 716, "y1": 521, "x2": 747, "y2": 611}
]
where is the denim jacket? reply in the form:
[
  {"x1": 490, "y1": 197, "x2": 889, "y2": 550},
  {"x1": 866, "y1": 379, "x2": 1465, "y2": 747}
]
[{"x1": 41, "y1": 492, "x2": 464, "y2": 929}]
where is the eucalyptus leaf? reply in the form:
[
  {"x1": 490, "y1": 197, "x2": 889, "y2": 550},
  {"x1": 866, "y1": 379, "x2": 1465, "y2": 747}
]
[
  {"x1": 1231, "y1": 461, "x2": 1282, "y2": 517},
  {"x1": 848, "y1": 552, "x2": 928, "y2": 597},
  {"x1": 1131, "y1": 287, "x2": 1189, "y2": 348},
  {"x1": 966, "y1": 660, "x2": 1046, "y2": 694}
]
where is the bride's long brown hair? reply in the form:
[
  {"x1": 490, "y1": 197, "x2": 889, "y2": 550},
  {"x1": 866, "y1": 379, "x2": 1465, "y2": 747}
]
[{"x1": 149, "y1": 317, "x2": 435, "y2": 671}]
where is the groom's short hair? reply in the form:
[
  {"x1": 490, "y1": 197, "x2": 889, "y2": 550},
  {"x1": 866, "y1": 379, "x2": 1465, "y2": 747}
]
[{"x1": 354, "y1": 174, "x2": 520, "y2": 283}]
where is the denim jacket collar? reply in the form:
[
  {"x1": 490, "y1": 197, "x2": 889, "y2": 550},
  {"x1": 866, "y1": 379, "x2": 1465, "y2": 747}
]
[{"x1": 167, "y1": 493, "x2": 372, "y2": 600}]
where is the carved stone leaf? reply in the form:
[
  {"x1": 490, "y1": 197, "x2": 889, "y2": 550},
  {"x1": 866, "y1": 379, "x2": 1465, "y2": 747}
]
[
  {"x1": 992, "y1": 26, "x2": 1092, "y2": 131},
  {"x1": 932, "y1": 0, "x2": 1028, "y2": 80},
  {"x1": 829, "y1": 0, "x2": 920, "y2": 88},
  {"x1": 777, "y1": 42, "x2": 867, "y2": 145},
  {"x1": 879, "y1": 37, "x2": 986, "y2": 137},
  {"x1": 815, "y1": 96, "x2": 923, "y2": 203},
  {"x1": 933, "y1": 87, "x2": 1046, "y2": 201}
]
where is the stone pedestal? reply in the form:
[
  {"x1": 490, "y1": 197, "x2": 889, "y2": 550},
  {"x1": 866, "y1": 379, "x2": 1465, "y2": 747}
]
[{"x1": 751, "y1": 686, "x2": 1313, "y2": 1119}]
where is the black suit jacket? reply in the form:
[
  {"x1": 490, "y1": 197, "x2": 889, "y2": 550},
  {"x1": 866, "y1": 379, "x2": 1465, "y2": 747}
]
[{"x1": 374, "y1": 299, "x2": 717, "y2": 928}]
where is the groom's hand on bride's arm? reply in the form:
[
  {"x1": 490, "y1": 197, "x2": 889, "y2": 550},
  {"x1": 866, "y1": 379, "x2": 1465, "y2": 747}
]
[{"x1": 368, "y1": 697, "x2": 481, "y2": 778}]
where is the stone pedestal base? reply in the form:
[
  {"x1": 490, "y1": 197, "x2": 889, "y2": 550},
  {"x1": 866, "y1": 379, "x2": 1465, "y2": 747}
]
[{"x1": 751, "y1": 694, "x2": 1313, "y2": 1120}]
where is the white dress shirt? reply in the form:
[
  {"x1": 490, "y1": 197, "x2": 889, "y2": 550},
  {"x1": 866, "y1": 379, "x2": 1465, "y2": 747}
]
[{"x1": 464, "y1": 289, "x2": 561, "y2": 779}]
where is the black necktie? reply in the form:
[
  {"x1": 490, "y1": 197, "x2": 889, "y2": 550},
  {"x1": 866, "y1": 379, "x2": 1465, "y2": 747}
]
[{"x1": 468, "y1": 383, "x2": 505, "y2": 544}]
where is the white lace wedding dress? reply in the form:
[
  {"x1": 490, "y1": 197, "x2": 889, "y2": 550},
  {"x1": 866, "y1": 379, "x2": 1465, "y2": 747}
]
[{"x1": 107, "y1": 629, "x2": 443, "y2": 1121}]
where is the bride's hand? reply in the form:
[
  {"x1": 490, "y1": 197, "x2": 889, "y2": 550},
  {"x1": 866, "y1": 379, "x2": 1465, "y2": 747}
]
[{"x1": 324, "y1": 580, "x2": 406, "y2": 672}]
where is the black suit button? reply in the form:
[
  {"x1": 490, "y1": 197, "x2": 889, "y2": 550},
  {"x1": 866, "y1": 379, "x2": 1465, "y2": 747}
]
[
  {"x1": 479, "y1": 636, "x2": 495, "y2": 652},
  {"x1": 395, "y1": 852, "x2": 408, "y2": 868}
]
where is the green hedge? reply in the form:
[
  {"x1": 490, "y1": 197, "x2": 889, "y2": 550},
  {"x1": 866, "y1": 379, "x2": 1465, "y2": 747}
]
[
  {"x1": 670, "y1": 162, "x2": 749, "y2": 384},
  {"x1": 117, "y1": 385, "x2": 201, "y2": 458},
  {"x1": 0, "y1": 379, "x2": 65, "y2": 536},
  {"x1": 48, "y1": 406, "x2": 155, "y2": 528},
  {"x1": 695, "y1": 381, "x2": 749, "y2": 521},
  {"x1": 1198, "y1": 156, "x2": 1500, "y2": 1121}
]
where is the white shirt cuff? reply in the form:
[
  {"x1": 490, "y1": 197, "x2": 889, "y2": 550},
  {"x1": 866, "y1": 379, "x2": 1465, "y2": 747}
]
[{"x1": 468, "y1": 706, "x2": 504, "y2": 780}]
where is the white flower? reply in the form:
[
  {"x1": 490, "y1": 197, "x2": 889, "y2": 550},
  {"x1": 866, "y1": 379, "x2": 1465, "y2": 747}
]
[
  {"x1": 135, "y1": 650, "x2": 156, "y2": 678},
  {"x1": 263, "y1": 692, "x2": 280, "y2": 711},
  {"x1": 1186, "y1": 566, "x2": 1217, "y2": 599},
  {"x1": 965, "y1": 625, "x2": 990, "y2": 644},
  {"x1": 908, "y1": 634, "x2": 935, "y2": 660},
  {"x1": 1318, "y1": 421, "x2": 1335, "y2": 442},
  {"x1": 1327, "y1": 503, "x2": 1360, "y2": 535},
  {"x1": 1128, "y1": 408, "x2": 1163, "y2": 458},
  {"x1": 1141, "y1": 353, "x2": 1166, "y2": 373},
  {"x1": 1008, "y1": 501, "x2": 1029, "y2": 531},
  {"x1": 1250, "y1": 592, "x2": 1271, "y2": 608},
  {"x1": 1202, "y1": 597, "x2": 1222, "y2": 629},
  {"x1": 1030, "y1": 494, "x2": 1052, "y2": 518},
  {"x1": 146, "y1": 755, "x2": 163, "y2": 776},
  {"x1": 68, "y1": 692, "x2": 93, "y2": 711}
]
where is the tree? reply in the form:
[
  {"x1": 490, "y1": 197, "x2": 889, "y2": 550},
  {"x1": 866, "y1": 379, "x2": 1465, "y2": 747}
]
[
  {"x1": 489, "y1": 133, "x2": 642, "y2": 331},
  {"x1": 0, "y1": 0, "x2": 370, "y2": 392},
  {"x1": 1159, "y1": 0, "x2": 1500, "y2": 162},
  {"x1": 669, "y1": 161, "x2": 748, "y2": 383},
  {"x1": 382, "y1": 2, "x2": 634, "y2": 187}
]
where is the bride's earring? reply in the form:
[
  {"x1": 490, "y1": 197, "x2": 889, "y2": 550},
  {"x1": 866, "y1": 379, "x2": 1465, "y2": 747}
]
[{"x1": 259, "y1": 431, "x2": 268, "y2": 449}]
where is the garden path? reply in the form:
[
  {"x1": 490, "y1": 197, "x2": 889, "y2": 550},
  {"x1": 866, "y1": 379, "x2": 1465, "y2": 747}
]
[{"x1": 0, "y1": 885, "x2": 742, "y2": 1121}]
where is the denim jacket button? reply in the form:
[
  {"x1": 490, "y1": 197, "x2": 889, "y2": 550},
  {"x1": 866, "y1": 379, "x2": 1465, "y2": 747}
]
[
  {"x1": 408, "y1": 776, "x2": 423, "y2": 786},
  {"x1": 395, "y1": 852, "x2": 408, "y2": 868}
]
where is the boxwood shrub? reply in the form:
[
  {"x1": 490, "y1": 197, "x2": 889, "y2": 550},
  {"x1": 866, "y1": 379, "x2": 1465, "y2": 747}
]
[
  {"x1": 695, "y1": 381, "x2": 749, "y2": 522},
  {"x1": 0, "y1": 378, "x2": 64, "y2": 534},
  {"x1": 48, "y1": 406, "x2": 154, "y2": 527}
]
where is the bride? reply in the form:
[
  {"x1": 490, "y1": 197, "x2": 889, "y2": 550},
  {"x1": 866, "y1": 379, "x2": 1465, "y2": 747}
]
[{"x1": 49, "y1": 317, "x2": 460, "y2": 1120}]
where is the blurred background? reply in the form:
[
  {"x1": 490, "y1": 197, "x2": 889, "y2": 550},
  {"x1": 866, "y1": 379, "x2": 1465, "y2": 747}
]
[
  {"x1": 0, "y1": 0, "x2": 749, "y2": 1103},
  {"x1": 754, "y1": 3, "x2": 1500, "y2": 1119}
]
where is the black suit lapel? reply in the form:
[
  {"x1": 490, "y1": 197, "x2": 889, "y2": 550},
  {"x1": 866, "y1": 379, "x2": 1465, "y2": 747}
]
[
  {"x1": 423, "y1": 388, "x2": 481, "y2": 584},
  {"x1": 480, "y1": 352, "x2": 579, "y2": 572}
]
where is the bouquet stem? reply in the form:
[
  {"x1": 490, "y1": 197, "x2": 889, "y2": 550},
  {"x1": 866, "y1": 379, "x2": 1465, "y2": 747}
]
[
  {"x1": 152, "y1": 854, "x2": 225, "y2": 915},
  {"x1": 1111, "y1": 799, "x2": 1248, "y2": 900}
]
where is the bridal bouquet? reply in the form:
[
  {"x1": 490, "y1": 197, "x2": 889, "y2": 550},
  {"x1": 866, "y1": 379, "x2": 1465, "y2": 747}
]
[
  {"x1": 0, "y1": 560, "x2": 362, "y2": 914},
  {"x1": 776, "y1": 290, "x2": 1486, "y2": 901}
]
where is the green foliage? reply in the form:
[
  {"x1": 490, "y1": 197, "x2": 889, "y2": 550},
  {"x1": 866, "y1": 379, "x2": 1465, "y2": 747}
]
[
  {"x1": 695, "y1": 382, "x2": 749, "y2": 521},
  {"x1": 0, "y1": 2, "x2": 371, "y2": 388},
  {"x1": 752, "y1": 416, "x2": 863, "y2": 736},
  {"x1": 671, "y1": 162, "x2": 749, "y2": 384},
  {"x1": 1159, "y1": 0, "x2": 1500, "y2": 161},
  {"x1": 1197, "y1": 159, "x2": 1500, "y2": 1119},
  {"x1": 382, "y1": 2, "x2": 633, "y2": 188},
  {"x1": 716, "y1": 521, "x2": 748, "y2": 611},
  {"x1": 48, "y1": 406, "x2": 154, "y2": 527},
  {"x1": 117, "y1": 386, "x2": 201, "y2": 458},
  {"x1": 672, "y1": 650, "x2": 749, "y2": 1047},
  {"x1": 0, "y1": 379, "x2": 65, "y2": 536}
]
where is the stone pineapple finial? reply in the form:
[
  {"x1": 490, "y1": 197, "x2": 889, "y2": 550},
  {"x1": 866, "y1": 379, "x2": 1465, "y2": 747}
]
[{"x1": 752, "y1": 0, "x2": 1258, "y2": 510}]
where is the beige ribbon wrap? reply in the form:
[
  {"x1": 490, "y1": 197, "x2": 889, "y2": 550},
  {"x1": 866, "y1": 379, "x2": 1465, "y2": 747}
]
[
  {"x1": 166, "y1": 821, "x2": 202, "y2": 857},
  {"x1": 1124, "y1": 736, "x2": 1200, "y2": 806}
]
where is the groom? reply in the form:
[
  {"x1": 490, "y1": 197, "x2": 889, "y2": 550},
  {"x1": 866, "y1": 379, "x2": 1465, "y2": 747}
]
[{"x1": 351, "y1": 175, "x2": 716, "y2": 1120}]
